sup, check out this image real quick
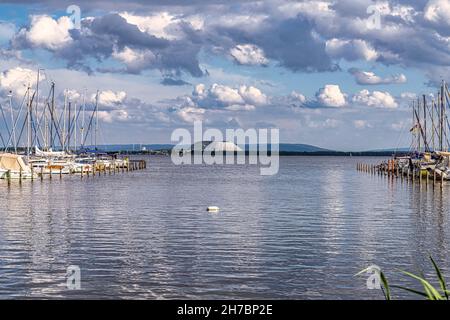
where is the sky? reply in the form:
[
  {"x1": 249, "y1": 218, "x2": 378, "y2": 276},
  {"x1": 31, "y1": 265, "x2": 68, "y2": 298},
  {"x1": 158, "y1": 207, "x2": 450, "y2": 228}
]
[{"x1": 0, "y1": 0, "x2": 449, "y2": 151}]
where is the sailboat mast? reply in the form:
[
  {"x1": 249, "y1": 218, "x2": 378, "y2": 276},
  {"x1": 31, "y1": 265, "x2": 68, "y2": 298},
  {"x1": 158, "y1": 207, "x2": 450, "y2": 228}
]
[
  {"x1": 74, "y1": 102, "x2": 77, "y2": 153},
  {"x1": 81, "y1": 89, "x2": 86, "y2": 149},
  {"x1": 95, "y1": 90, "x2": 99, "y2": 151},
  {"x1": 440, "y1": 83, "x2": 444, "y2": 151},
  {"x1": 34, "y1": 68, "x2": 40, "y2": 149},
  {"x1": 432, "y1": 98, "x2": 435, "y2": 151},
  {"x1": 27, "y1": 84, "x2": 31, "y2": 158},
  {"x1": 63, "y1": 89, "x2": 67, "y2": 151},
  {"x1": 50, "y1": 82, "x2": 55, "y2": 150},
  {"x1": 423, "y1": 94, "x2": 427, "y2": 151},
  {"x1": 68, "y1": 101, "x2": 71, "y2": 152},
  {"x1": 8, "y1": 91, "x2": 17, "y2": 153}
]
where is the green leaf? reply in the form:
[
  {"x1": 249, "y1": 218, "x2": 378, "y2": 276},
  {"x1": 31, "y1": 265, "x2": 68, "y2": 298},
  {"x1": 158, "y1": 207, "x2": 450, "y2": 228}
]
[
  {"x1": 391, "y1": 285, "x2": 427, "y2": 298},
  {"x1": 400, "y1": 270, "x2": 444, "y2": 300},
  {"x1": 430, "y1": 256, "x2": 448, "y2": 300},
  {"x1": 380, "y1": 271, "x2": 391, "y2": 300}
]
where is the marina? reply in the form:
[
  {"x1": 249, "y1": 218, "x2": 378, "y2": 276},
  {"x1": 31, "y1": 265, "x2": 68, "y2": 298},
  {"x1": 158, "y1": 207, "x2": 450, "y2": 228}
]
[
  {"x1": 0, "y1": 70, "x2": 146, "y2": 182},
  {"x1": 358, "y1": 81, "x2": 450, "y2": 187}
]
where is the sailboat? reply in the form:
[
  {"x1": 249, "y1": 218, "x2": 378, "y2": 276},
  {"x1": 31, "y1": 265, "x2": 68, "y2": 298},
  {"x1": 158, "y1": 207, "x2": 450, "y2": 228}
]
[
  {"x1": 0, "y1": 153, "x2": 36, "y2": 179},
  {"x1": 404, "y1": 81, "x2": 450, "y2": 180}
]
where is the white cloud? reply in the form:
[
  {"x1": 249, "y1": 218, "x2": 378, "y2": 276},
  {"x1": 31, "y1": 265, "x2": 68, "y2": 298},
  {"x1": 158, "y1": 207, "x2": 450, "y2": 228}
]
[
  {"x1": 68, "y1": 91, "x2": 81, "y2": 102},
  {"x1": 349, "y1": 69, "x2": 407, "y2": 85},
  {"x1": 225, "y1": 104, "x2": 256, "y2": 111},
  {"x1": 20, "y1": 15, "x2": 73, "y2": 50},
  {"x1": 93, "y1": 90, "x2": 127, "y2": 108},
  {"x1": 352, "y1": 89, "x2": 398, "y2": 108},
  {"x1": 424, "y1": 0, "x2": 450, "y2": 26},
  {"x1": 290, "y1": 91, "x2": 306, "y2": 104},
  {"x1": 176, "y1": 106, "x2": 205, "y2": 123},
  {"x1": 119, "y1": 11, "x2": 203, "y2": 40},
  {"x1": 0, "y1": 67, "x2": 43, "y2": 96},
  {"x1": 238, "y1": 85, "x2": 268, "y2": 105},
  {"x1": 98, "y1": 109, "x2": 130, "y2": 123},
  {"x1": 326, "y1": 38, "x2": 378, "y2": 61},
  {"x1": 192, "y1": 83, "x2": 267, "y2": 110},
  {"x1": 230, "y1": 44, "x2": 268, "y2": 66},
  {"x1": 400, "y1": 92, "x2": 417, "y2": 100},
  {"x1": 315, "y1": 84, "x2": 346, "y2": 107},
  {"x1": 120, "y1": 11, "x2": 177, "y2": 39},
  {"x1": 209, "y1": 83, "x2": 244, "y2": 105},
  {"x1": 112, "y1": 46, "x2": 156, "y2": 71}
]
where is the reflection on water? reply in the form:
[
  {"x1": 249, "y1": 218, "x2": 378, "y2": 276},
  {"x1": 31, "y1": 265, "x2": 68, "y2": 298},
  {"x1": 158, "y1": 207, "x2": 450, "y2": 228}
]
[{"x1": 0, "y1": 156, "x2": 449, "y2": 299}]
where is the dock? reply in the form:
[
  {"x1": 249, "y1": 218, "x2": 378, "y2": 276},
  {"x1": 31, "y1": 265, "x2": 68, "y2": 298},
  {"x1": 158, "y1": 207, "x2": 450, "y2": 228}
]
[
  {"x1": 1, "y1": 156, "x2": 147, "y2": 183},
  {"x1": 356, "y1": 159, "x2": 446, "y2": 187}
]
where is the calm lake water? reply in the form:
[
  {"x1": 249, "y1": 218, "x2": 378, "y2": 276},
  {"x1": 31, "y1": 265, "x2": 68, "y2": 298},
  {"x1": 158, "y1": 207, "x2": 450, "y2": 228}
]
[{"x1": 0, "y1": 156, "x2": 449, "y2": 299}]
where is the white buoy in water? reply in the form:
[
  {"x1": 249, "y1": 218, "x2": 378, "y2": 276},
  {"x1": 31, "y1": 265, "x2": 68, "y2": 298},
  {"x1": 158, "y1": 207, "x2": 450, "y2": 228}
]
[{"x1": 207, "y1": 206, "x2": 220, "y2": 212}]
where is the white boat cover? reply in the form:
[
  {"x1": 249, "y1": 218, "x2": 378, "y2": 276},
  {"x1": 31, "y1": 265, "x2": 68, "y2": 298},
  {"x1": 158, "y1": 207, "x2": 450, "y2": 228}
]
[
  {"x1": 35, "y1": 146, "x2": 68, "y2": 158},
  {"x1": 0, "y1": 153, "x2": 31, "y2": 172}
]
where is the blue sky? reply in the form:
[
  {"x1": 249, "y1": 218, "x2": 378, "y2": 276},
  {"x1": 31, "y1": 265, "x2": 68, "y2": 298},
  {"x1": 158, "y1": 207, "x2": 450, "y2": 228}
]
[{"x1": 0, "y1": 0, "x2": 448, "y2": 150}]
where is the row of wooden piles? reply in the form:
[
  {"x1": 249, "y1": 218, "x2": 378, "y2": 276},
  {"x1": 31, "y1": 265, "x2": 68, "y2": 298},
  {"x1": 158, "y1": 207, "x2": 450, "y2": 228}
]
[
  {"x1": 6, "y1": 159, "x2": 147, "y2": 184},
  {"x1": 356, "y1": 160, "x2": 446, "y2": 188}
]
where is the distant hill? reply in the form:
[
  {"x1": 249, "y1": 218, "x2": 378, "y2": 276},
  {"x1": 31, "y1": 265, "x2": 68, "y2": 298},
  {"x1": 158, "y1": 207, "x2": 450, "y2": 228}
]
[
  {"x1": 277, "y1": 143, "x2": 331, "y2": 152},
  {"x1": 93, "y1": 143, "x2": 331, "y2": 153},
  {"x1": 364, "y1": 147, "x2": 410, "y2": 153},
  {"x1": 74, "y1": 144, "x2": 414, "y2": 155}
]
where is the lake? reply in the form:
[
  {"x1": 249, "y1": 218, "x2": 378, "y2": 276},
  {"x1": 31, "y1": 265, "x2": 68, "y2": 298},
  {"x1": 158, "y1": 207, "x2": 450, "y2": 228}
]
[{"x1": 0, "y1": 156, "x2": 448, "y2": 299}]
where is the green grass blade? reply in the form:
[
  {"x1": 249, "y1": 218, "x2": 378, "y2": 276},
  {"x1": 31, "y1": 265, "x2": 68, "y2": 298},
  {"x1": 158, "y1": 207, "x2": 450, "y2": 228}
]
[
  {"x1": 430, "y1": 256, "x2": 448, "y2": 300},
  {"x1": 380, "y1": 271, "x2": 391, "y2": 300},
  {"x1": 391, "y1": 285, "x2": 427, "y2": 298},
  {"x1": 400, "y1": 270, "x2": 444, "y2": 300}
]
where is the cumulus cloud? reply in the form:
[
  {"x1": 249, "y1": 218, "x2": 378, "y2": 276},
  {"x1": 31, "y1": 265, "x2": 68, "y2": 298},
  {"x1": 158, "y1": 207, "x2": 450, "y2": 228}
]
[
  {"x1": 111, "y1": 46, "x2": 156, "y2": 73},
  {"x1": 352, "y1": 89, "x2": 398, "y2": 108},
  {"x1": 190, "y1": 83, "x2": 267, "y2": 110},
  {"x1": 290, "y1": 91, "x2": 306, "y2": 104},
  {"x1": 12, "y1": 12, "x2": 204, "y2": 77},
  {"x1": 326, "y1": 39, "x2": 378, "y2": 61},
  {"x1": 230, "y1": 44, "x2": 268, "y2": 66},
  {"x1": 64, "y1": 89, "x2": 81, "y2": 101},
  {"x1": 315, "y1": 84, "x2": 346, "y2": 107},
  {"x1": 15, "y1": 15, "x2": 73, "y2": 50},
  {"x1": 120, "y1": 11, "x2": 179, "y2": 40},
  {"x1": 0, "y1": 67, "x2": 43, "y2": 96},
  {"x1": 176, "y1": 106, "x2": 205, "y2": 123},
  {"x1": 348, "y1": 68, "x2": 407, "y2": 85},
  {"x1": 120, "y1": 11, "x2": 203, "y2": 40},
  {"x1": 98, "y1": 109, "x2": 130, "y2": 123},
  {"x1": 238, "y1": 85, "x2": 268, "y2": 105},
  {"x1": 424, "y1": 0, "x2": 450, "y2": 27},
  {"x1": 93, "y1": 90, "x2": 127, "y2": 109},
  {"x1": 6, "y1": 0, "x2": 450, "y2": 84}
]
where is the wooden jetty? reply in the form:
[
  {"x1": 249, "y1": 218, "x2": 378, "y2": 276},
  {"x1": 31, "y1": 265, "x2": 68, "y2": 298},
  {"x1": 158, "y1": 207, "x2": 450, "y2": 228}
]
[
  {"x1": 356, "y1": 159, "x2": 445, "y2": 187},
  {"x1": 1, "y1": 157, "x2": 147, "y2": 183}
]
